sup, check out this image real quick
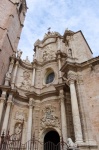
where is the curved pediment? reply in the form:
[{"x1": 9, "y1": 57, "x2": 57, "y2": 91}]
[{"x1": 34, "y1": 32, "x2": 61, "y2": 48}]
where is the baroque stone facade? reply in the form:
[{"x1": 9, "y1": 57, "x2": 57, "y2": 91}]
[{"x1": 0, "y1": 1, "x2": 99, "y2": 150}]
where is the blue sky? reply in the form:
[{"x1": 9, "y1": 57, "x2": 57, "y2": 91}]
[{"x1": 18, "y1": 0, "x2": 99, "y2": 62}]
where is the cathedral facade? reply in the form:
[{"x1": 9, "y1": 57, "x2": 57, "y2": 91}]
[{"x1": 0, "y1": 0, "x2": 99, "y2": 150}]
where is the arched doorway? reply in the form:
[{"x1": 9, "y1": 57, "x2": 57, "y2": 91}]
[{"x1": 44, "y1": 130, "x2": 60, "y2": 150}]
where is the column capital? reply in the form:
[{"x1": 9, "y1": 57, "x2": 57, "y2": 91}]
[
  {"x1": 67, "y1": 70, "x2": 77, "y2": 84},
  {"x1": 15, "y1": 60, "x2": 19, "y2": 65},
  {"x1": 29, "y1": 98, "x2": 35, "y2": 108},
  {"x1": 10, "y1": 57, "x2": 15, "y2": 65},
  {"x1": 0, "y1": 97, "x2": 6, "y2": 103},
  {"x1": 7, "y1": 100, "x2": 12, "y2": 106}
]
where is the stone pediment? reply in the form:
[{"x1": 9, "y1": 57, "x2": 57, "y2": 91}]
[{"x1": 34, "y1": 32, "x2": 61, "y2": 48}]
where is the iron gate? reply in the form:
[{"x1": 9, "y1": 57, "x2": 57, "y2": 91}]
[{"x1": 0, "y1": 131, "x2": 78, "y2": 150}]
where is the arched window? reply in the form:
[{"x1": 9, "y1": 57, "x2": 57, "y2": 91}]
[
  {"x1": 46, "y1": 72, "x2": 55, "y2": 84},
  {"x1": 68, "y1": 48, "x2": 72, "y2": 57}
]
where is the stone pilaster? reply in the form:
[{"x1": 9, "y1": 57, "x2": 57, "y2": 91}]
[
  {"x1": 76, "y1": 75, "x2": 97, "y2": 145},
  {"x1": 0, "y1": 90, "x2": 7, "y2": 124},
  {"x1": 60, "y1": 89, "x2": 67, "y2": 143},
  {"x1": 11, "y1": 60, "x2": 19, "y2": 89},
  {"x1": 57, "y1": 50, "x2": 62, "y2": 78},
  {"x1": 27, "y1": 98, "x2": 34, "y2": 141},
  {"x1": 2, "y1": 94, "x2": 13, "y2": 134},
  {"x1": 31, "y1": 67, "x2": 36, "y2": 86},
  {"x1": 68, "y1": 71, "x2": 83, "y2": 143}
]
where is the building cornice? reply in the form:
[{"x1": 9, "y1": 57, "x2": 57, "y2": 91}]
[{"x1": 61, "y1": 56, "x2": 99, "y2": 73}]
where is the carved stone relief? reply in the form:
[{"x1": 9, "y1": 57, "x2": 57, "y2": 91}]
[
  {"x1": 14, "y1": 123, "x2": 23, "y2": 134},
  {"x1": 19, "y1": 71, "x2": 31, "y2": 90},
  {"x1": 14, "y1": 110, "x2": 27, "y2": 121},
  {"x1": 40, "y1": 105, "x2": 59, "y2": 130},
  {"x1": 42, "y1": 45, "x2": 56, "y2": 62}
]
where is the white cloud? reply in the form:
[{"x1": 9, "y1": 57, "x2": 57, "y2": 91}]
[{"x1": 18, "y1": 0, "x2": 99, "y2": 61}]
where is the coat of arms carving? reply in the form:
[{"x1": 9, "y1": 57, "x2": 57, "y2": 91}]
[{"x1": 40, "y1": 105, "x2": 59, "y2": 129}]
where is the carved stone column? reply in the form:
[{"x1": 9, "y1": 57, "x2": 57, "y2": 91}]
[
  {"x1": 76, "y1": 76, "x2": 96, "y2": 145},
  {"x1": 60, "y1": 90, "x2": 67, "y2": 143},
  {"x1": 0, "y1": 90, "x2": 7, "y2": 124},
  {"x1": 11, "y1": 60, "x2": 19, "y2": 88},
  {"x1": 27, "y1": 98, "x2": 33, "y2": 141},
  {"x1": 2, "y1": 94, "x2": 13, "y2": 134},
  {"x1": 57, "y1": 51, "x2": 62, "y2": 78},
  {"x1": 31, "y1": 67, "x2": 36, "y2": 86},
  {"x1": 68, "y1": 71, "x2": 83, "y2": 143},
  {"x1": 57, "y1": 37, "x2": 61, "y2": 51}
]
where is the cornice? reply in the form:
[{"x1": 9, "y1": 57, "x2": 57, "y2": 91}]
[
  {"x1": 26, "y1": 90, "x2": 58, "y2": 101},
  {"x1": 61, "y1": 56, "x2": 99, "y2": 73},
  {"x1": 0, "y1": 85, "x2": 18, "y2": 96},
  {"x1": 32, "y1": 59, "x2": 58, "y2": 68},
  {"x1": 20, "y1": 60, "x2": 32, "y2": 70}
]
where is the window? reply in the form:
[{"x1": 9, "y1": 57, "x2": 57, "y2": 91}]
[{"x1": 46, "y1": 72, "x2": 55, "y2": 84}]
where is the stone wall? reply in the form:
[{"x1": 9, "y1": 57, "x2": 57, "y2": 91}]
[
  {"x1": 0, "y1": 0, "x2": 27, "y2": 85},
  {"x1": 82, "y1": 64, "x2": 99, "y2": 146}
]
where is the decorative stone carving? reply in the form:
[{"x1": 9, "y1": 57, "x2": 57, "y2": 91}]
[
  {"x1": 67, "y1": 138, "x2": 77, "y2": 148},
  {"x1": 67, "y1": 71, "x2": 77, "y2": 83},
  {"x1": 44, "y1": 31, "x2": 60, "y2": 39},
  {"x1": 68, "y1": 49, "x2": 72, "y2": 57},
  {"x1": 43, "y1": 45, "x2": 56, "y2": 61},
  {"x1": 23, "y1": 56, "x2": 30, "y2": 64},
  {"x1": 15, "y1": 110, "x2": 27, "y2": 121},
  {"x1": 40, "y1": 105, "x2": 59, "y2": 129},
  {"x1": 6, "y1": 71, "x2": 11, "y2": 79},
  {"x1": 17, "y1": 49, "x2": 22, "y2": 59},
  {"x1": 15, "y1": 123, "x2": 23, "y2": 134},
  {"x1": 19, "y1": 71, "x2": 31, "y2": 90}
]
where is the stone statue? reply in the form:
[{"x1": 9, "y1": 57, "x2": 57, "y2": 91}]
[
  {"x1": 67, "y1": 138, "x2": 77, "y2": 148},
  {"x1": 15, "y1": 123, "x2": 22, "y2": 134},
  {"x1": 19, "y1": 71, "x2": 31, "y2": 90},
  {"x1": 43, "y1": 51, "x2": 48, "y2": 61},
  {"x1": 68, "y1": 49, "x2": 72, "y2": 57},
  {"x1": 17, "y1": 49, "x2": 22, "y2": 59},
  {"x1": 23, "y1": 56, "x2": 30, "y2": 63}
]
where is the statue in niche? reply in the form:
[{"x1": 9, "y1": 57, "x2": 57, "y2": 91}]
[
  {"x1": 43, "y1": 51, "x2": 49, "y2": 61},
  {"x1": 41, "y1": 105, "x2": 59, "y2": 129},
  {"x1": 19, "y1": 71, "x2": 31, "y2": 90},
  {"x1": 68, "y1": 49, "x2": 72, "y2": 57},
  {"x1": 15, "y1": 123, "x2": 22, "y2": 134}
]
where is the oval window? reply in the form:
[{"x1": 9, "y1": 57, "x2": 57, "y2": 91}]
[{"x1": 46, "y1": 72, "x2": 55, "y2": 84}]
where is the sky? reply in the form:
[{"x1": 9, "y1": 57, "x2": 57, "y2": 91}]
[{"x1": 18, "y1": 0, "x2": 99, "y2": 62}]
